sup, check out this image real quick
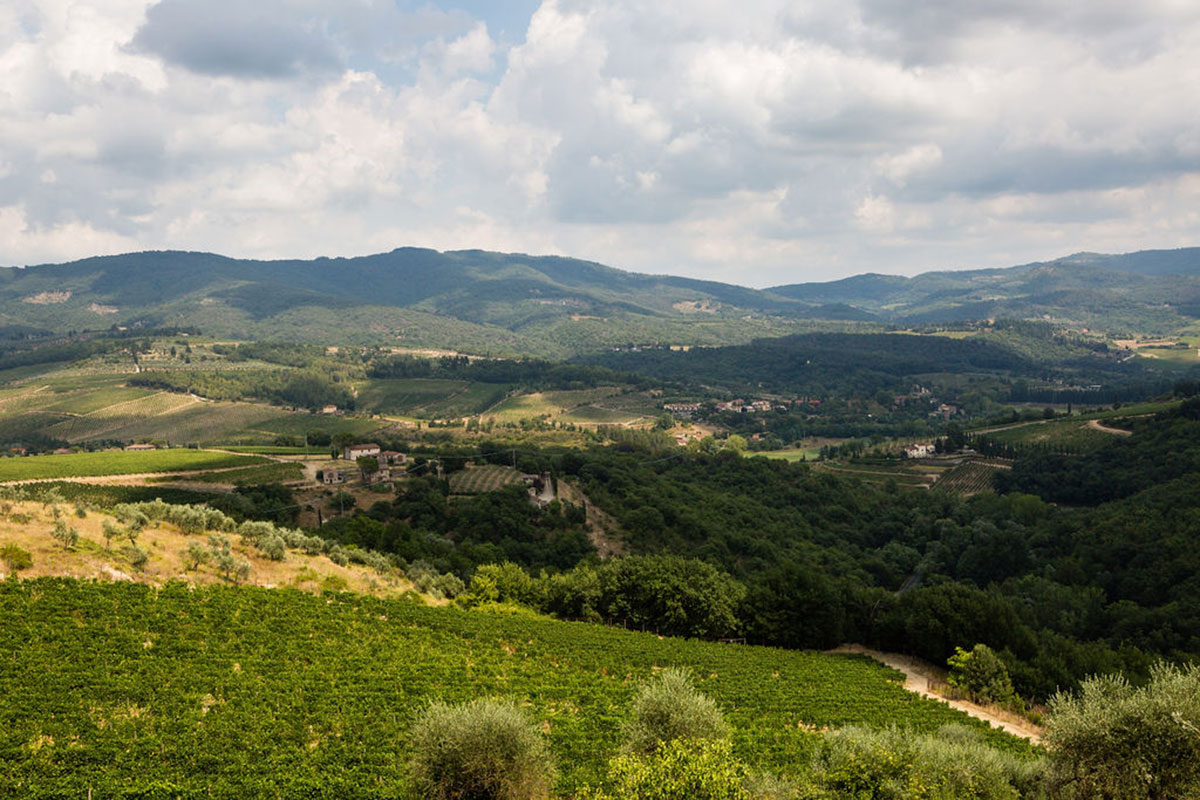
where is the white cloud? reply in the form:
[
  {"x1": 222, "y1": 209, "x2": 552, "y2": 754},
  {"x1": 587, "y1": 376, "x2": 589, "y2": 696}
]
[{"x1": 2, "y1": 0, "x2": 1200, "y2": 283}]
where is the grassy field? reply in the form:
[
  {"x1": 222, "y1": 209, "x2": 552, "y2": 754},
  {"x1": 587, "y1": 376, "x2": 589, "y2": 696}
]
[
  {"x1": 0, "y1": 450, "x2": 269, "y2": 481},
  {"x1": 485, "y1": 392, "x2": 561, "y2": 421},
  {"x1": 239, "y1": 414, "x2": 386, "y2": 441},
  {"x1": 559, "y1": 405, "x2": 648, "y2": 424},
  {"x1": 0, "y1": 578, "x2": 1031, "y2": 797},
  {"x1": 448, "y1": 464, "x2": 525, "y2": 494},
  {"x1": 756, "y1": 447, "x2": 821, "y2": 462}
]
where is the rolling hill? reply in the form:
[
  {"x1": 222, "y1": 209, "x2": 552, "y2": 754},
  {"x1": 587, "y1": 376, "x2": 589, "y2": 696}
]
[
  {"x1": 3, "y1": 246, "x2": 1200, "y2": 355},
  {"x1": 769, "y1": 247, "x2": 1200, "y2": 331}
]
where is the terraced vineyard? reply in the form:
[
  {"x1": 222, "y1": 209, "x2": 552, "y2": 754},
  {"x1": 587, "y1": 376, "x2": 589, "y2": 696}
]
[
  {"x1": 448, "y1": 464, "x2": 525, "y2": 494},
  {"x1": 0, "y1": 579, "x2": 1032, "y2": 798},
  {"x1": 0, "y1": 449, "x2": 269, "y2": 481},
  {"x1": 933, "y1": 459, "x2": 1009, "y2": 497}
]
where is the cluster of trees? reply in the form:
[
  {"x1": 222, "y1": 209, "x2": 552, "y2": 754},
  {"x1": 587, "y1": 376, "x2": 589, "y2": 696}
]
[{"x1": 318, "y1": 477, "x2": 592, "y2": 575}]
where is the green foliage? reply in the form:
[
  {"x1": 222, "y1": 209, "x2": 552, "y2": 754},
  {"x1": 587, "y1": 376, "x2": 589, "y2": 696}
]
[
  {"x1": 182, "y1": 541, "x2": 209, "y2": 571},
  {"x1": 408, "y1": 698, "x2": 557, "y2": 800},
  {"x1": 811, "y1": 725, "x2": 1046, "y2": 800},
  {"x1": 623, "y1": 668, "x2": 731, "y2": 756},
  {"x1": 583, "y1": 739, "x2": 750, "y2": 800},
  {"x1": 0, "y1": 543, "x2": 32, "y2": 574},
  {"x1": 0, "y1": 579, "x2": 1029, "y2": 797},
  {"x1": 51, "y1": 520, "x2": 78, "y2": 549},
  {"x1": 0, "y1": 450, "x2": 268, "y2": 481},
  {"x1": 1045, "y1": 662, "x2": 1200, "y2": 799},
  {"x1": 947, "y1": 644, "x2": 1017, "y2": 705},
  {"x1": 124, "y1": 543, "x2": 149, "y2": 571}
]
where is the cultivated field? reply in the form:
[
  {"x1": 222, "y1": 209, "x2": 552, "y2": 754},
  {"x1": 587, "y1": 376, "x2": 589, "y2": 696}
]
[
  {"x1": 0, "y1": 450, "x2": 269, "y2": 481},
  {"x1": 934, "y1": 460, "x2": 1009, "y2": 497},
  {"x1": 448, "y1": 464, "x2": 525, "y2": 494},
  {"x1": 0, "y1": 578, "x2": 1032, "y2": 797},
  {"x1": 149, "y1": 462, "x2": 306, "y2": 486}
]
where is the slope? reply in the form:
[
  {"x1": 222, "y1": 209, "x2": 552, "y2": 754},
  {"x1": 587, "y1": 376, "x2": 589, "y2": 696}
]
[{"x1": 0, "y1": 577, "x2": 1032, "y2": 798}]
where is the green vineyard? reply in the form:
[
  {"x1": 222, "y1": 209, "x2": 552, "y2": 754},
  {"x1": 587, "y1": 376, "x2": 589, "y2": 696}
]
[
  {"x1": 449, "y1": 464, "x2": 526, "y2": 494},
  {"x1": 0, "y1": 449, "x2": 269, "y2": 481},
  {"x1": 0, "y1": 579, "x2": 1031, "y2": 798},
  {"x1": 934, "y1": 460, "x2": 1009, "y2": 497}
]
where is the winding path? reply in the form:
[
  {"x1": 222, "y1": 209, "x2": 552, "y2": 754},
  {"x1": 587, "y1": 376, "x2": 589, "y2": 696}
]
[{"x1": 829, "y1": 644, "x2": 1043, "y2": 743}]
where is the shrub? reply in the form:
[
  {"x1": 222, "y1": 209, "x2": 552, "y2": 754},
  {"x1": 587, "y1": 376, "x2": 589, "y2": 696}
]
[
  {"x1": 1045, "y1": 662, "x2": 1200, "y2": 799},
  {"x1": 0, "y1": 543, "x2": 33, "y2": 575},
  {"x1": 583, "y1": 738, "x2": 749, "y2": 800},
  {"x1": 812, "y1": 725, "x2": 1045, "y2": 800},
  {"x1": 623, "y1": 668, "x2": 730, "y2": 756},
  {"x1": 125, "y1": 544, "x2": 149, "y2": 571},
  {"x1": 408, "y1": 698, "x2": 557, "y2": 800}
]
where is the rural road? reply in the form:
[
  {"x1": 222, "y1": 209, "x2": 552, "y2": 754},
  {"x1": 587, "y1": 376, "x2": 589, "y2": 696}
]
[
  {"x1": 1087, "y1": 419, "x2": 1133, "y2": 436},
  {"x1": 829, "y1": 644, "x2": 1043, "y2": 743}
]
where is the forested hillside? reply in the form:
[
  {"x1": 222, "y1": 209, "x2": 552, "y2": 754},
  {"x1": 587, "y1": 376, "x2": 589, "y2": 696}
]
[{"x1": 4, "y1": 246, "x2": 1200, "y2": 354}]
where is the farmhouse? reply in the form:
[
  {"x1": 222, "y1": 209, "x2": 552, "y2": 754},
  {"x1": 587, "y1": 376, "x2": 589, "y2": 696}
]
[
  {"x1": 124, "y1": 443, "x2": 157, "y2": 451},
  {"x1": 343, "y1": 443, "x2": 381, "y2": 461},
  {"x1": 379, "y1": 450, "x2": 407, "y2": 466},
  {"x1": 322, "y1": 470, "x2": 347, "y2": 485},
  {"x1": 904, "y1": 443, "x2": 936, "y2": 459}
]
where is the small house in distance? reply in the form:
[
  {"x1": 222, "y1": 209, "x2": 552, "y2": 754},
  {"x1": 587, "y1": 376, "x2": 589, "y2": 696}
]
[
  {"x1": 380, "y1": 450, "x2": 407, "y2": 466},
  {"x1": 904, "y1": 443, "x2": 935, "y2": 459},
  {"x1": 125, "y1": 443, "x2": 157, "y2": 451},
  {"x1": 343, "y1": 443, "x2": 381, "y2": 461}
]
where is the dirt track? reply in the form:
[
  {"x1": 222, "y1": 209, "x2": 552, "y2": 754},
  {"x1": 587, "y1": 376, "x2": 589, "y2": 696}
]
[
  {"x1": 1087, "y1": 419, "x2": 1133, "y2": 436},
  {"x1": 829, "y1": 644, "x2": 1043, "y2": 743}
]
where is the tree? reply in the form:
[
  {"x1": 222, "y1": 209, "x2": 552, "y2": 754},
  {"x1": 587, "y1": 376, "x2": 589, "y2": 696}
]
[
  {"x1": 1045, "y1": 662, "x2": 1200, "y2": 799},
  {"x1": 357, "y1": 456, "x2": 379, "y2": 481},
  {"x1": 182, "y1": 541, "x2": 209, "y2": 571},
  {"x1": 947, "y1": 644, "x2": 1017, "y2": 705},
  {"x1": 51, "y1": 520, "x2": 79, "y2": 549},
  {"x1": 408, "y1": 698, "x2": 557, "y2": 800},
  {"x1": 623, "y1": 668, "x2": 731, "y2": 756}
]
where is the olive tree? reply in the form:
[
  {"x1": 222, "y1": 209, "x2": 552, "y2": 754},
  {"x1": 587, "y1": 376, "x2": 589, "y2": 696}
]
[{"x1": 1045, "y1": 662, "x2": 1200, "y2": 799}]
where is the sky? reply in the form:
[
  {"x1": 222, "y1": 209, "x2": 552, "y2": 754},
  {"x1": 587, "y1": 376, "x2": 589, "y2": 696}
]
[{"x1": 2, "y1": 1, "x2": 1200, "y2": 286}]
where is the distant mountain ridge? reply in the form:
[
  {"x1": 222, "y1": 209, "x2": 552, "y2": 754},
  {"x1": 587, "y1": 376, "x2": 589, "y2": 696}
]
[
  {"x1": 2, "y1": 245, "x2": 1199, "y2": 353},
  {"x1": 769, "y1": 247, "x2": 1200, "y2": 330}
]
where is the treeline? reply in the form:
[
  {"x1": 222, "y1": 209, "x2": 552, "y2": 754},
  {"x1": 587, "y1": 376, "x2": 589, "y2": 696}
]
[
  {"x1": 585, "y1": 332, "x2": 1035, "y2": 395},
  {"x1": 130, "y1": 369, "x2": 355, "y2": 410}
]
